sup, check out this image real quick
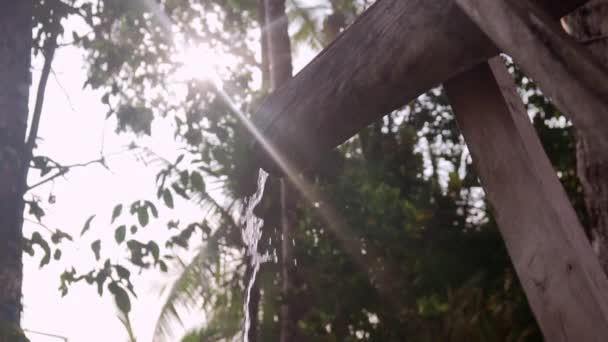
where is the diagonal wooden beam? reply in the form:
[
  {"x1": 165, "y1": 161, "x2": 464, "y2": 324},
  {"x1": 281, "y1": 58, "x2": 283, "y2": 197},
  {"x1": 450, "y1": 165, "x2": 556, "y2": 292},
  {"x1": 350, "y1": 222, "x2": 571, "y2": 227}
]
[
  {"x1": 453, "y1": 0, "x2": 608, "y2": 150},
  {"x1": 252, "y1": 0, "x2": 589, "y2": 174},
  {"x1": 445, "y1": 57, "x2": 608, "y2": 341}
]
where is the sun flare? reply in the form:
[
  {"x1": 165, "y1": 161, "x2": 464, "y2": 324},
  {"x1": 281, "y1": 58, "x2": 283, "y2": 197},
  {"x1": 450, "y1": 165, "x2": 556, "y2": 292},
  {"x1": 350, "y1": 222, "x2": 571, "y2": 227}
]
[{"x1": 174, "y1": 43, "x2": 226, "y2": 84}]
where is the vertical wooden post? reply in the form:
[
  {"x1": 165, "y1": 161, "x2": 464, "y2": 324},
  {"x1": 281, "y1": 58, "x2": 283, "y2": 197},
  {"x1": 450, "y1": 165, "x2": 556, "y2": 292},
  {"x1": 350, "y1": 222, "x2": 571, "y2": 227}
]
[
  {"x1": 265, "y1": 0, "x2": 296, "y2": 339},
  {"x1": 445, "y1": 57, "x2": 608, "y2": 341}
]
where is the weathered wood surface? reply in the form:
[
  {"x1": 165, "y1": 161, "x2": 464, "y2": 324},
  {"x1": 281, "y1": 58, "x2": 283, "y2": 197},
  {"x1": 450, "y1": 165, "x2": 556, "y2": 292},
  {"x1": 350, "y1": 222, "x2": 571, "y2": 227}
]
[
  {"x1": 252, "y1": 0, "x2": 588, "y2": 173},
  {"x1": 454, "y1": 0, "x2": 608, "y2": 150},
  {"x1": 445, "y1": 58, "x2": 608, "y2": 342}
]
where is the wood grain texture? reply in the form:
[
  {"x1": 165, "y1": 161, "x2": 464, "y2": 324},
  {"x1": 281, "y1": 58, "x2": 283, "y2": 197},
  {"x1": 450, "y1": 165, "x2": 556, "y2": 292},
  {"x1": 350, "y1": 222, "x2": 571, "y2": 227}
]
[
  {"x1": 252, "y1": 0, "x2": 589, "y2": 173},
  {"x1": 445, "y1": 58, "x2": 608, "y2": 342},
  {"x1": 454, "y1": 0, "x2": 608, "y2": 150}
]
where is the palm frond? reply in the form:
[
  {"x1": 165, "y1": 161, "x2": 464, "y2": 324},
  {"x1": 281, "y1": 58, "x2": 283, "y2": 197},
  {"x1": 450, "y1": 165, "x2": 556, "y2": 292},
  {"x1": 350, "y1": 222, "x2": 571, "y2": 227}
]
[
  {"x1": 152, "y1": 230, "x2": 222, "y2": 341},
  {"x1": 152, "y1": 257, "x2": 206, "y2": 340}
]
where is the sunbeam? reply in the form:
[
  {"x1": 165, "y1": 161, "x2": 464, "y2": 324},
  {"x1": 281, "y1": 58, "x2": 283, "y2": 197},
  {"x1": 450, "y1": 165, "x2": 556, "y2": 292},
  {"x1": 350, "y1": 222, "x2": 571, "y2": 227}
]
[
  {"x1": 173, "y1": 43, "x2": 225, "y2": 85},
  {"x1": 210, "y1": 74, "x2": 402, "y2": 325},
  {"x1": 138, "y1": 0, "x2": 401, "y2": 339}
]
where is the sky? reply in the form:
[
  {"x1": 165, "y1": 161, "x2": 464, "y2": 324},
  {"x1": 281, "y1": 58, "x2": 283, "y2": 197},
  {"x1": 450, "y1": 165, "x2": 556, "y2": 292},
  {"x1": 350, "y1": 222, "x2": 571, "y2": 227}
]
[
  {"x1": 21, "y1": 22, "x2": 205, "y2": 342},
  {"x1": 20, "y1": 11, "x2": 319, "y2": 341}
]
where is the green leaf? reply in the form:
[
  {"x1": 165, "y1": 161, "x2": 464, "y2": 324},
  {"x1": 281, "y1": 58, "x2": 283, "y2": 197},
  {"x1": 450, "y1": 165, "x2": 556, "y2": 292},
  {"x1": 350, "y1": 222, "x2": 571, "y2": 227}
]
[
  {"x1": 158, "y1": 260, "x2": 168, "y2": 272},
  {"x1": 95, "y1": 271, "x2": 107, "y2": 296},
  {"x1": 80, "y1": 215, "x2": 96, "y2": 236},
  {"x1": 190, "y1": 171, "x2": 205, "y2": 192},
  {"x1": 31, "y1": 232, "x2": 51, "y2": 268},
  {"x1": 115, "y1": 225, "x2": 126, "y2": 244},
  {"x1": 32, "y1": 156, "x2": 52, "y2": 176},
  {"x1": 162, "y1": 189, "x2": 174, "y2": 209},
  {"x1": 114, "y1": 265, "x2": 131, "y2": 280},
  {"x1": 137, "y1": 208, "x2": 149, "y2": 227},
  {"x1": 129, "y1": 201, "x2": 140, "y2": 215},
  {"x1": 179, "y1": 170, "x2": 189, "y2": 186},
  {"x1": 23, "y1": 238, "x2": 34, "y2": 256},
  {"x1": 109, "y1": 282, "x2": 132, "y2": 314},
  {"x1": 171, "y1": 183, "x2": 189, "y2": 199},
  {"x1": 51, "y1": 230, "x2": 73, "y2": 244},
  {"x1": 39, "y1": 253, "x2": 51, "y2": 268},
  {"x1": 28, "y1": 200, "x2": 45, "y2": 221},
  {"x1": 148, "y1": 241, "x2": 160, "y2": 262},
  {"x1": 91, "y1": 240, "x2": 101, "y2": 260},
  {"x1": 111, "y1": 204, "x2": 123, "y2": 223},
  {"x1": 145, "y1": 201, "x2": 158, "y2": 218}
]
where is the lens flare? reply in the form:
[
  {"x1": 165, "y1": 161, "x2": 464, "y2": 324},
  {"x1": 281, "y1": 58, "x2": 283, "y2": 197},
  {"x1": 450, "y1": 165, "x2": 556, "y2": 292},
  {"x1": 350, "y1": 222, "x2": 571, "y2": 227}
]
[
  {"x1": 140, "y1": 0, "x2": 399, "y2": 340},
  {"x1": 174, "y1": 44, "x2": 224, "y2": 84}
]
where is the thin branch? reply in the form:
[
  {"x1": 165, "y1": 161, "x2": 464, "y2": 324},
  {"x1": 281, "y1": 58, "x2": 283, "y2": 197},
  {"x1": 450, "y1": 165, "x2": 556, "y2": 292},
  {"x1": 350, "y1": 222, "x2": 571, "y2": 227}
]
[
  {"x1": 56, "y1": 29, "x2": 95, "y2": 47},
  {"x1": 26, "y1": 26, "x2": 60, "y2": 156},
  {"x1": 27, "y1": 169, "x2": 70, "y2": 191},
  {"x1": 580, "y1": 34, "x2": 608, "y2": 45},
  {"x1": 23, "y1": 218, "x2": 75, "y2": 244},
  {"x1": 61, "y1": 157, "x2": 109, "y2": 169},
  {"x1": 51, "y1": 67, "x2": 76, "y2": 111},
  {"x1": 22, "y1": 329, "x2": 67, "y2": 342},
  {"x1": 23, "y1": 218, "x2": 54, "y2": 234},
  {"x1": 27, "y1": 156, "x2": 106, "y2": 191},
  {"x1": 30, "y1": 148, "x2": 127, "y2": 172}
]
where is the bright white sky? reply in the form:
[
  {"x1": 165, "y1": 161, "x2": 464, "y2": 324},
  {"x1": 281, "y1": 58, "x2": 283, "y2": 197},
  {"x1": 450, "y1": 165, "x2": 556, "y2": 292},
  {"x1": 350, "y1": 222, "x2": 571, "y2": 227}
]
[
  {"x1": 21, "y1": 12, "x2": 318, "y2": 342},
  {"x1": 22, "y1": 30, "x2": 195, "y2": 342}
]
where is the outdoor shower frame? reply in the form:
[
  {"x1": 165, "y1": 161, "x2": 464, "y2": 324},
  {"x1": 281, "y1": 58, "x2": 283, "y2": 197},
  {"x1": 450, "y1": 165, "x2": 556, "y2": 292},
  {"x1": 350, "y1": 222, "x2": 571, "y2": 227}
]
[{"x1": 252, "y1": 0, "x2": 608, "y2": 340}]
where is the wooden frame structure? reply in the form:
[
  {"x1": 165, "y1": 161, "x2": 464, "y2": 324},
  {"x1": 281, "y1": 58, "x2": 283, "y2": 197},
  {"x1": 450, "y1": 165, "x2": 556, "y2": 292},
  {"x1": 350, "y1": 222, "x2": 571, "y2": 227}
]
[{"x1": 252, "y1": 0, "x2": 608, "y2": 339}]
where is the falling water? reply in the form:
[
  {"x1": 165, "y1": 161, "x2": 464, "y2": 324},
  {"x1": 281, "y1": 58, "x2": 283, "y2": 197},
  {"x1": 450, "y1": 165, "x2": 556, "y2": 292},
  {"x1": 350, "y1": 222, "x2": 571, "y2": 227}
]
[{"x1": 241, "y1": 168, "x2": 269, "y2": 342}]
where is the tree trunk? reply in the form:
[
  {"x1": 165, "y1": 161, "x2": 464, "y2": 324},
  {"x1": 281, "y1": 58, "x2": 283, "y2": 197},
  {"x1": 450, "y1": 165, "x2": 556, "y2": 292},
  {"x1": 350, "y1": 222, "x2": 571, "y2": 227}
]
[
  {"x1": 278, "y1": 179, "x2": 296, "y2": 342},
  {"x1": 265, "y1": 0, "x2": 292, "y2": 89},
  {"x1": 264, "y1": 0, "x2": 294, "y2": 340},
  {"x1": 0, "y1": 0, "x2": 33, "y2": 332},
  {"x1": 257, "y1": 0, "x2": 270, "y2": 92},
  {"x1": 244, "y1": 4, "x2": 273, "y2": 341},
  {"x1": 562, "y1": 0, "x2": 608, "y2": 274}
]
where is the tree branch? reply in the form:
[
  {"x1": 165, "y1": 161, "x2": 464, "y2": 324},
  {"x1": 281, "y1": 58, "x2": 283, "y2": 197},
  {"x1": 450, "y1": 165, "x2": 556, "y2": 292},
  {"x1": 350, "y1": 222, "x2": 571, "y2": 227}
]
[
  {"x1": 26, "y1": 27, "x2": 59, "y2": 156},
  {"x1": 22, "y1": 329, "x2": 67, "y2": 342},
  {"x1": 27, "y1": 156, "x2": 106, "y2": 191},
  {"x1": 580, "y1": 34, "x2": 608, "y2": 45}
]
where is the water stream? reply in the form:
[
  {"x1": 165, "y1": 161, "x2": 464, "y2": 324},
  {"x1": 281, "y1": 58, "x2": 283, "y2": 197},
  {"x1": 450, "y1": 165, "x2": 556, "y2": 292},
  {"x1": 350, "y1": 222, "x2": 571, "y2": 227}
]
[{"x1": 241, "y1": 169, "x2": 270, "y2": 342}]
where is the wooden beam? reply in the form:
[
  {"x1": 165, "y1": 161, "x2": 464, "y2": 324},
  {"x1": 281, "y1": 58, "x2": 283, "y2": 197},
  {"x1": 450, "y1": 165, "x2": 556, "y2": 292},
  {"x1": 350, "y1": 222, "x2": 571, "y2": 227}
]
[
  {"x1": 445, "y1": 57, "x2": 608, "y2": 341},
  {"x1": 454, "y1": 0, "x2": 608, "y2": 150},
  {"x1": 252, "y1": 0, "x2": 589, "y2": 173}
]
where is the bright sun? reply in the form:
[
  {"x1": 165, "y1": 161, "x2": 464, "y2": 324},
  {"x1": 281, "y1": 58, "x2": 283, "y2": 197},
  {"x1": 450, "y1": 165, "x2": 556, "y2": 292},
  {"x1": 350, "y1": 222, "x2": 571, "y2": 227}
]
[{"x1": 174, "y1": 43, "x2": 226, "y2": 84}]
